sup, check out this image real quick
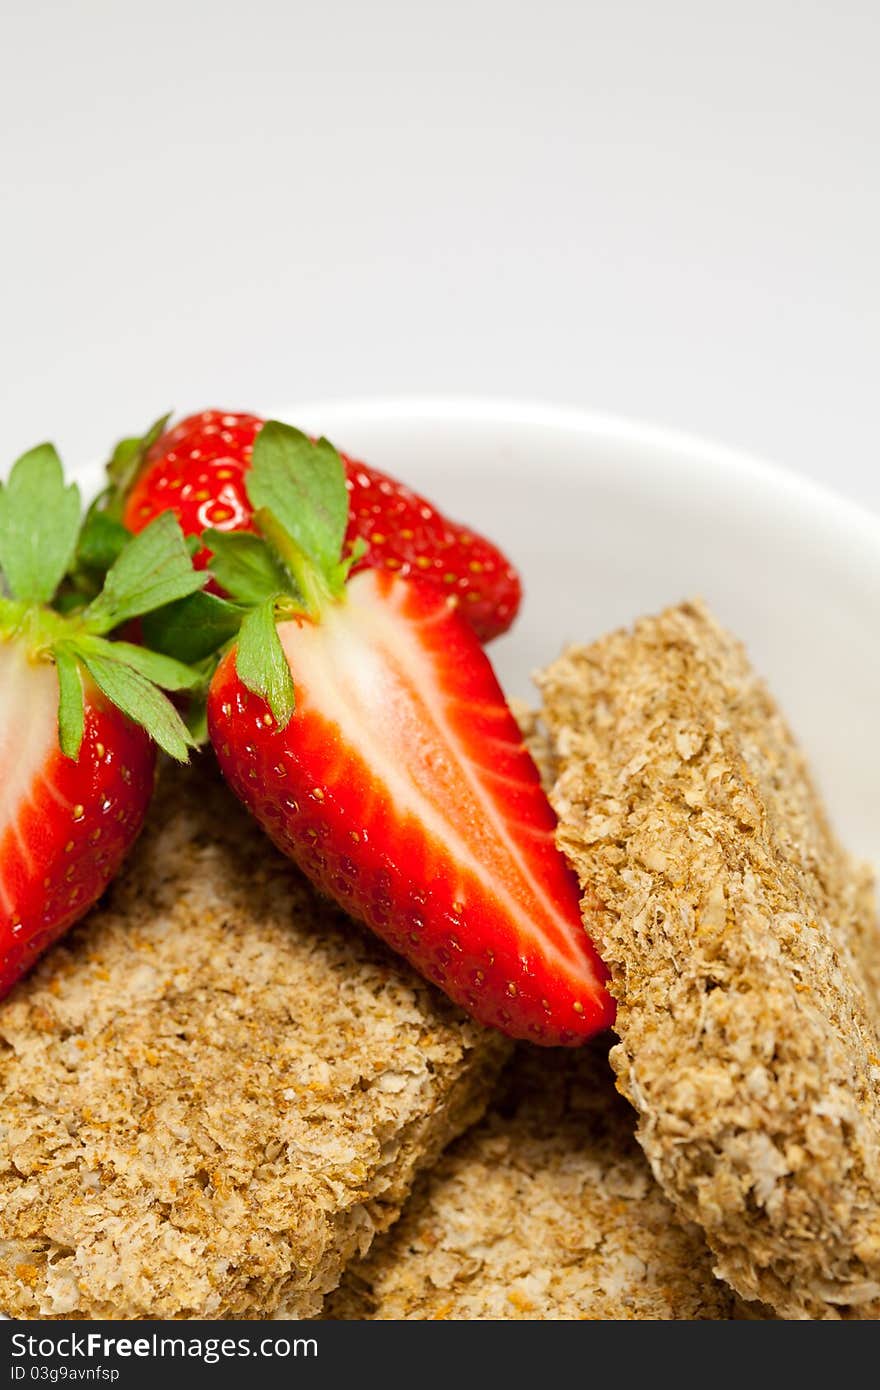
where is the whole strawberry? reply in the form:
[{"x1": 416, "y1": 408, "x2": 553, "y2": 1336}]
[
  {"x1": 111, "y1": 410, "x2": 522, "y2": 642},
  {"x1": 0, "y1": 444, "x2": 205, "y2": 996},
  {"x1": 196, "y1": 423, "x2": 612, "y2": 1045}
]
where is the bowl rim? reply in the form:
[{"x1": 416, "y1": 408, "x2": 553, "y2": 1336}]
[{"x1": 276, "y1": 394, "x2": 880, "y2": 557}]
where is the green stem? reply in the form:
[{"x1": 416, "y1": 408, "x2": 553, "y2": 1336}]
[
  {"x1": 0, "y1": 596, "x2": 26, "y2": 635},
  {"x1": 0, "y1": 599, "x2": 75, "y2": 657},
  {"x1": 257, "y1": 511, "x2": 333, "y2": 620}
]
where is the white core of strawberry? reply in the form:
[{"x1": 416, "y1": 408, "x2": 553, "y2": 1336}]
[
  {"x1": 278, "y1": 569, "x2": 587, "y2": 981},
  {"x1": 0, "y1": 641, "x2": 60, "y2": 912}
]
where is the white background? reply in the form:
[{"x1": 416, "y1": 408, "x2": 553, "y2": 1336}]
[{"x1": 2, "y1": 0, "x2": 878, "y2": 512}]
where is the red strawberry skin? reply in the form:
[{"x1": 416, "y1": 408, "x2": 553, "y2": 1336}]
[
  {"x1": 123, "y1": 411, "x2": 522, "y2": 642},
  {"x1": 0, "y1": 642, "x2": 156, "y2": 998},
  {"x1": 208, "y1": 569, "x2": 612, "y2": 1044}
]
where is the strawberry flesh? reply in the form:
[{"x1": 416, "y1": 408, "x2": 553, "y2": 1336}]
[
  {"x1": 124, "y1": 411, "x2": 522, "y2": 642},
  {"x1": 0, "y1": 640, "x2": 155, "y2": 997},
  {"x1": 208, "y1": 569, "x2": 612, "y2": 1044}
]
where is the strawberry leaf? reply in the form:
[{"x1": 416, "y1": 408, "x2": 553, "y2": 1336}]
[
  {"x1": 203, "y1": 528, "x2": 292, "y2": 605},
  {"x1": 76, "y1": 506, "x2": 131, "y2": 574},
  {"x1": 73, "y1": 635, "x2": 202, "y2": 692},
  {"x1": 54, "y1": 642, "x2": 86, "y2": 760},
  {"x1": 235, "y1": 596, "x2": 295, "y2": 727},
  {"x1": 0, "y1": 444, "x2": 81, "y2": 603},
  {"x1": 141, "y1": 590, "x2": 244, "y2": 663},
  {"x1": 184, "y1": 696, "x2": 209, "y2": 745},
  {"x1": 83, "y1": 512, "x2": 206, "y2": 635},
  {"x1": 77, "y1": 650, "x2": 194, "y2": 762},
  {"x1": 102, "y1": 412, "x2": 171, "y2": 520},
  {"x1": 247, "y1": 423, "x2": 348, "y2": 580},
  {"x1": 0, "y1": 442, "x2": 210, "y2": 763},
  {"x1": 332, "y1": 534, "x2": 368, "y2": 589},
  {"x1": 60, "y1": 506, "x2": 133, "y2": 609}
]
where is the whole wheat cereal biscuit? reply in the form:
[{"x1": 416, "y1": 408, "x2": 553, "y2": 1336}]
[
  {"x1": 327, "y1": 1041, "x2": 741, "y2": 1320},
  {"x1": 538, "y1": 600, "x2": 880, "y2": 1319},
  {"x1": 0, "y1": 759, "x2": 508, "y2": 1320}
]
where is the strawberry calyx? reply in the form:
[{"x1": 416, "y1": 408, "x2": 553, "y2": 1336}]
[
  {"x1": 143, "y1": 422, "x2": 369, "y2": 726},
  {"x1": 228, "y1": 424, "x2": 372, "y2": 723},
  {"x1": 0, "y1": 598, "x2": 72, "y2": 655},
  {"x1": 0, "y1": 442, "x2": 209, "y2": 762}
]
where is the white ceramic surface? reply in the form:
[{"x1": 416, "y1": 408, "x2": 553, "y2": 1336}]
[{"x1": 73, "y1": 397, "x2": 880, "y2": 864}]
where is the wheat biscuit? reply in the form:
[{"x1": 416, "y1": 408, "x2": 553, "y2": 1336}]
[
  {"x1": 0, "y1": 760, "x2": 508, "y2": 1319},
  {"x1": 328, "y1": 1041, "x2": 740, "y2": 1320},
  {"x1": 538, "y1": 600, "x2": 880, "y2": 1319}
]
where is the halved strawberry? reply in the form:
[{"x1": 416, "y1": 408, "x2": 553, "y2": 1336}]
[
  {"x1": 110, "y1": 410, "x2": 522, "y2": 642},
  {"x1": 202, "y1": 423, "x2": 612, "y2": 1044},
  {"x1": 0, "y1": 443, "x2": 206, "y2": 997},
  {"x1": 0, "y1": 646, "x2": 156, "y2": 996}
]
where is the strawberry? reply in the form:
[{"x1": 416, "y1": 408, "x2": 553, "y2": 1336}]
[
  {"x1": 111, "y1": 410, "x2": 522, "y2": 642},
  {"x1": 199, "y1": 423, "x2": 612, "y2": 1044},
  {"x1": 0, "y1": 443, "x2": 206, "y2": 997}
]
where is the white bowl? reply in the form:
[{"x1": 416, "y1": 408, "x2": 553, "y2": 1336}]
[
  {"x1": 74, "y1": 397, "x2": 880, "y2": 866},
  {"x1": 269, "y1": 397, "x2": 880, "y2": 868}
]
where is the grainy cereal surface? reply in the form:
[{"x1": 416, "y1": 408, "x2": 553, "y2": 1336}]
[
  {"x1": 539, "y1": 601, "x2": 880, "y2": 1319},
  {"x1": 328, "y1": 1041, "x2": 742, "y2": 1320},
  {"x1": 0, "y1": 761, "x2": 507, "y2": 1319}
]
